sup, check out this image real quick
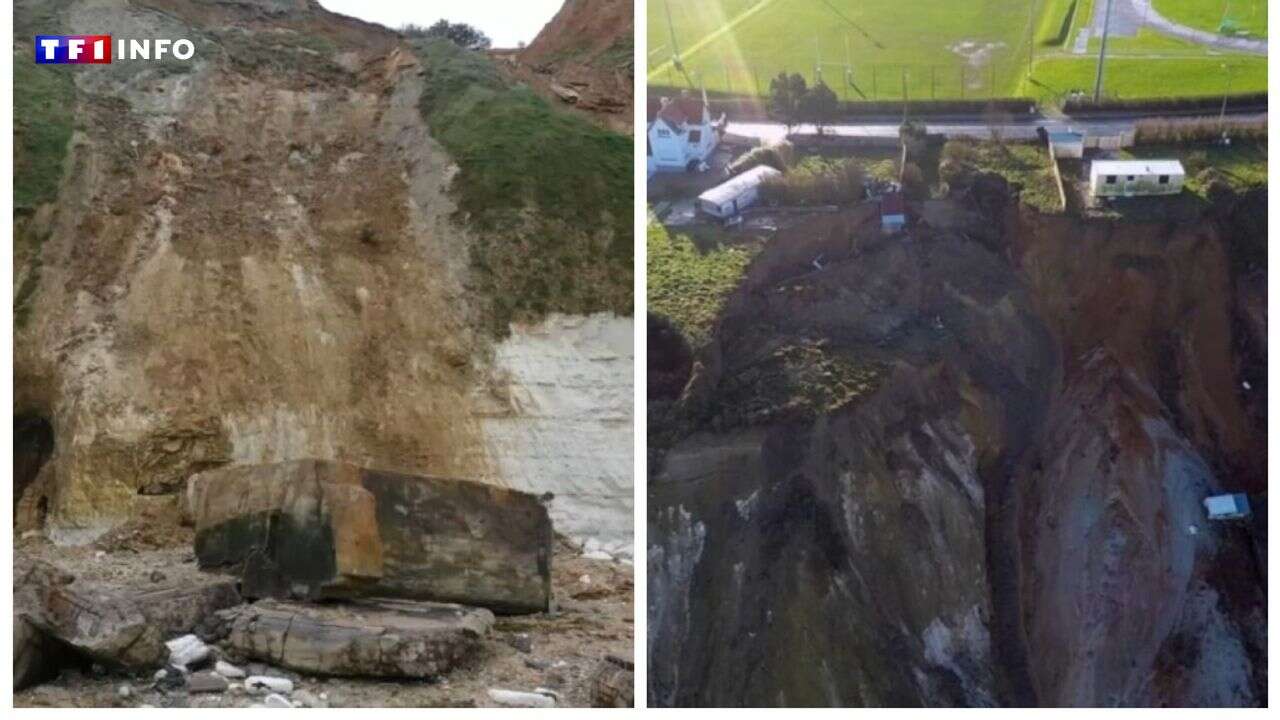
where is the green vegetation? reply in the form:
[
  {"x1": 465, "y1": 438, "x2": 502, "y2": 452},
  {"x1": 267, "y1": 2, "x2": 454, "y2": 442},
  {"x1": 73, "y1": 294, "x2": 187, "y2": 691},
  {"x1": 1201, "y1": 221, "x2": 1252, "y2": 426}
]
[
  {"x1": 942, "y1": 140, "x2": 1061, "y2": 213},
  {"x1": 648, "y1": 0, "x2": 1266, "y2": 100},
  {"x1": 647, "y1": 221, "x2": 760, "y2": 348},
  {"x1": 727, "y1": 140, "x2": 796, "y2": 175},
  {"x1": 1153, "y1": 0, "x2": 1266, "y2": 39},
  {"x1": 1036, "y1": 0, "x2": 1081, "y2": 46},
  {"x1": 413, "y1": 38, "x2": 632, "y2": 333},
  {"x1": 650, "y1": 0, "x2": 1047, "y2": 98},
  {"x1": 14, "y1": 55, "x2": 74, "y2": 210},
  {"x1": 1125, "y1": 141, "x2": 1267, "y2": 196},
  {"x1": 1022, "y1": 56, "x2": 1266, "y2": 101},
  {"x1": 759, "y1": 156, "x2": 868, "y2": 206},
  {"x1": 715, "y1": 339, "x2": 884, "y2": 427}
]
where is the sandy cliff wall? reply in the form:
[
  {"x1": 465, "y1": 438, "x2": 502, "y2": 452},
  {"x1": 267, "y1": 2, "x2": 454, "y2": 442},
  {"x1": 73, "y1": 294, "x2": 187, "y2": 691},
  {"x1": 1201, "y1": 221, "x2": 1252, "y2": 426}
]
[{"x1": 14, "y1": 0, "x2": 633, "y2": 553}]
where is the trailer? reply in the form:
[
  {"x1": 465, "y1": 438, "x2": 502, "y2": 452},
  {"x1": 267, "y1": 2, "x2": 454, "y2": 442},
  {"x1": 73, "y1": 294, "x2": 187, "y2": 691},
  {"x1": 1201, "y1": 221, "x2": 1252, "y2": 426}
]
[{"x1": 696, "y1": 165, "x2": 781, "y2": 219}]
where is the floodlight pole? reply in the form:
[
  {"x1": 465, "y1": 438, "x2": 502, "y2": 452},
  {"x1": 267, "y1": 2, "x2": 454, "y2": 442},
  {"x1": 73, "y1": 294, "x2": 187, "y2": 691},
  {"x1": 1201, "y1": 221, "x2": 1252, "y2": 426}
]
[
  {"x1": 1093, "y1": 0, "x2": 1114, "y2": 103},
  {"x1": 1027, "y1": 0, "x2": 1035, "y2": 79},
  {"x1": 1219, "y1": 63, "x2": 1233, "y2": 129}
]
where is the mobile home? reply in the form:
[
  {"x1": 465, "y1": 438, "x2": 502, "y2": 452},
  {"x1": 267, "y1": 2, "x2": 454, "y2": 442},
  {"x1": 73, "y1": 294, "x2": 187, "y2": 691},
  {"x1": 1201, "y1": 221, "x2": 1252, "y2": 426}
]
[
  {"x1": 1203, "y1": 493, "x2": 1251, "y2": 520},
  {"x1": 697, "y1": 165, "x2": 781, "y2": 218},
  {"x1": 1089, "y1": 160, "x2": 1185, "y2": 198}
]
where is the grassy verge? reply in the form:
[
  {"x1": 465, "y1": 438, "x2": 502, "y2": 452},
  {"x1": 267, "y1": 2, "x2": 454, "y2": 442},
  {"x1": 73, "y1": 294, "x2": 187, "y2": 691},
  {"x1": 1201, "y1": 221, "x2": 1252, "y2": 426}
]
[
  {"x1": 1153, "y1": 0, "x2": 1266, "y2": 39},
  {"x1": 1037, "y1": 0, "x2": 1080, "y2": 46},
  {"x1": 413, "y1": 38, "x2": 633, "y2": 334},
  {"x1": 647, "y1": 220, "x2": 760, "y2": 349},
  {"x1": 1023, "y1": 55, "x2": 1267, "y2": 101}
]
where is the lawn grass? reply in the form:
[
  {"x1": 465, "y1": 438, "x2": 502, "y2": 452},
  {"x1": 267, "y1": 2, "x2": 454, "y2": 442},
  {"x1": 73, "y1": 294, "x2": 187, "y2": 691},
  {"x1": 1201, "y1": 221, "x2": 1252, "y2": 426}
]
[
  {"x1": 647, "y1": 220, "x2": 760, "y2": 349},
  {"x1": 1037, "y1": 0, "x2": 1081, "y2": 46},
  {"x1": 1153, "y1": 0, "x2": 1266, "y2": 39},
  {"x1": 647, "y1": 0, "x2": 1265, "y2": 101},
  {"x1": 648, "y1": 0, "x2": 1043, "y2": 99},
  {"x1": 412, "y1": 38, "x2": 633, "y2": 334},
  {"x1": 1021, "y1": 55, "x2": 1266, "y2": 101}
]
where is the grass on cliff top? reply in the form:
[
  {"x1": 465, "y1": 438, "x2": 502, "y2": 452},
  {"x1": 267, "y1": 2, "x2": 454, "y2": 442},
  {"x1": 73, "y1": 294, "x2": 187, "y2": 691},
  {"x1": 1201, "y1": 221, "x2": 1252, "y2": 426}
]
[
  {"x1": 14, "y1": 55, "x2": 75, "y2": 211},
  {"x1": 647, "y1": 220, "x2": 760, "y2": 349},
  {"x1": 413, "y1": 38, "x2": 632, "y2": 333},
  {"x1": 943, "y1": 140, "x2": 1061, "y2": 213},
  {"x1": 1124, "y1": 141, "x2": 1268, "y2": 196}
]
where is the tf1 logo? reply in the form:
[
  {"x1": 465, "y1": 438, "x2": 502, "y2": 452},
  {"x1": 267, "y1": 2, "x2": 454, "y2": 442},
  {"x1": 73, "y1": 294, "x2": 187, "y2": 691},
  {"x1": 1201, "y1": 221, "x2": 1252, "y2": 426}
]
[{"x1": 35, "y1": 35, "x2": 196, "y2": 64}]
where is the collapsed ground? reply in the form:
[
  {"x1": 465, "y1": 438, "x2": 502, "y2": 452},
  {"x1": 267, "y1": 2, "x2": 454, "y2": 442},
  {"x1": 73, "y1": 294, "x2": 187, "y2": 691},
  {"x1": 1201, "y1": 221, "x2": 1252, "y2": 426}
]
[
  {"x1": 647, "y1": 133, "x2": 1266, "y2": 706},
  {"x1": 14, "y1": 0, "x2": 634, "y2": 708}
]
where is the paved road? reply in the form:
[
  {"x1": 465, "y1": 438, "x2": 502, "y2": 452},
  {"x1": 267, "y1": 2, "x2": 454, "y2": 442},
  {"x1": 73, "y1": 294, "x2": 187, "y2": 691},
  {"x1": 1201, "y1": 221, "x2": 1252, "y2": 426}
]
[
  {"x1": 1129, "y1": 0, "x2": 1268, "y2": 55},
  {"x1": 727, "y1": 109, "x2": 1267, "y2": 143}
]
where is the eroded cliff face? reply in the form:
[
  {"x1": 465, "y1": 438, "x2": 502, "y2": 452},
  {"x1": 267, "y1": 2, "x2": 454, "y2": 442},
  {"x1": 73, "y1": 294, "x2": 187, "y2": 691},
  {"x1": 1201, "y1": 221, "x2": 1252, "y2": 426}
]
[
  {"x1": 649, "y1": 189, "x2": 1266, "y2": 706},
  {"x1": 14, "y1": 0, "x2": 632, "y2": 553}
]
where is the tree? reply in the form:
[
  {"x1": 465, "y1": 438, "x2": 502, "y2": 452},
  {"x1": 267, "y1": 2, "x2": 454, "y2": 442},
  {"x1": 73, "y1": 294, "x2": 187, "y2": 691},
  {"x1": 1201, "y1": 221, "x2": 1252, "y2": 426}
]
[
  {"x1": 767, "y1": 72, "x2": 807, "y2": 131},
  {"x1": 800, "y1": 81, "x2": 839, "y2": 134},
  {"x1": 400, "y1": 20, "x2": 492, "y2": 50}
]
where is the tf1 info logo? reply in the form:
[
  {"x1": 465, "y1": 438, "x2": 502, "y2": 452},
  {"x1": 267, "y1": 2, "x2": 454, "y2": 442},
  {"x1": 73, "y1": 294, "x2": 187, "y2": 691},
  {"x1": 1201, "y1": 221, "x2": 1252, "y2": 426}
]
[{"x1": 35, "y1": 35, "x2": 196, "y2": 64}]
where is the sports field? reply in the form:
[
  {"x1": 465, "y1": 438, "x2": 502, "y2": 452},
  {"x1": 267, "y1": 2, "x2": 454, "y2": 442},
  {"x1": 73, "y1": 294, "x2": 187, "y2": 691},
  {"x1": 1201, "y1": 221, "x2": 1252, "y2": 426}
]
[{"x1": 646, "y1": 0, "x2": 1266, "y2": 101}]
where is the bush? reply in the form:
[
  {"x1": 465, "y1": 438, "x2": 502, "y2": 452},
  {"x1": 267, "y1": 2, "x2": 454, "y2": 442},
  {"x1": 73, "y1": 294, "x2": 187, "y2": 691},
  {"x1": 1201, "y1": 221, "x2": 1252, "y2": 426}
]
[
  {"x1": 900, "y1": 162, "x2": 927, "y2": 200},
  {"x1": 1065, "y1": 92, "x2": 1267, "y2": 115},
  {"x1": 1135, "y1": 117, "x2": 1266, "y2": 145},
  {"x1": 759, "y1": 157, "x2": 866, "y2": 206},
  {"x1": 726, "y1": 140, "x2": 795, "y2": 175},
  {"x1": 401, "y1": 20, "x2": 491, "y2": 50}
]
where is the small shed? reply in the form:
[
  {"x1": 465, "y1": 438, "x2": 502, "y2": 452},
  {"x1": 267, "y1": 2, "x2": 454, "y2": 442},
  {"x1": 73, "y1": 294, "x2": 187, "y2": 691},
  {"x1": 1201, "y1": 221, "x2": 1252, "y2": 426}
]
[
  {"x1": 1090, "y1": 159, "x2": 1185, "y2": 198},
  {"x1": 1204, "y1": 493, "x2": 1251, "y2": 520},
  {"x1": 880, "y1": 191, "x2": 906, "y2": 234},
  {"x1": 697, "y1": 165, "x2": 781, "y2": 218},
  {"x1": 1048, "y1": 131, "x2": 1084, "y2": 159}
]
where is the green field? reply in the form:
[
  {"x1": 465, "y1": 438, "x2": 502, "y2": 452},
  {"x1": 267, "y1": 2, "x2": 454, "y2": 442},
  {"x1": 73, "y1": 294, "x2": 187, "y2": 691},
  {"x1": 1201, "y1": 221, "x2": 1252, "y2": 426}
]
[
  {"x1": 1153, "y1": 0, "x2": 1266, "y2": 39},
  {"x1": 647, "y1": 0, "x2": 1266, "y2": 101}
]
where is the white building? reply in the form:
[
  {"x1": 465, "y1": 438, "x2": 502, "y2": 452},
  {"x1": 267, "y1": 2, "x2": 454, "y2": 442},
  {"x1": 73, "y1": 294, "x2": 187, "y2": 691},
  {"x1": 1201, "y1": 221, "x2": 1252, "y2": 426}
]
[
  {"x1": 697, "y1": 165, "x2": 781, "y2": 218},
  {"x1": 1203, "y1": 493, "x2": 1251, "y2": 520},
  {"x1": 1090, "y1": 159, "x2": 1185, "y2": 198},
  {"x1": 648, "y1": 90, "x2": 725, "y2": 172}
]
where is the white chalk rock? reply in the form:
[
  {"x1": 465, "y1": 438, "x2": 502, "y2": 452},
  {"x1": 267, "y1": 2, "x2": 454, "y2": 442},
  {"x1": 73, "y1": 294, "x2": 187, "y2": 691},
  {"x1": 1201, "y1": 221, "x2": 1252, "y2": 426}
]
[
  {"x1": 263, "y1": 693, "x2": 293, "y2": 708},
  {"x1": 164, "y1": 634, "x2": 210, "y2": 669},
  {"x1": 488, "y1": 688, "x2": 557, "y2": 708},
  {"x1": 245, "y1": 676, "x2": 294, "y2": 695},
  {"x1": 214, "y1": 660, "x2": 246, "y2": 679}
]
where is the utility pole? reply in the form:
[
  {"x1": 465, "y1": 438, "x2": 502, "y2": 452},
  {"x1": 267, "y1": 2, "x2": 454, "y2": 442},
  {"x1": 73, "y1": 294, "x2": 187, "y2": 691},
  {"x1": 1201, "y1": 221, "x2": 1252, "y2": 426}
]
[{"x1": 1093, "y1": 0, "x2": 1115, "y2": 102}]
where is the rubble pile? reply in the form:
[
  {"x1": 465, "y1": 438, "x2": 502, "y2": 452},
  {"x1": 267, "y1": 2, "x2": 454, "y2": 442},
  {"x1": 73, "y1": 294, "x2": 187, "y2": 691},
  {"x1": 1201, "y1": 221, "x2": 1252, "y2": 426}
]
[{"x1": 15, "y1": 460, "x2": 632, "y2": 708}]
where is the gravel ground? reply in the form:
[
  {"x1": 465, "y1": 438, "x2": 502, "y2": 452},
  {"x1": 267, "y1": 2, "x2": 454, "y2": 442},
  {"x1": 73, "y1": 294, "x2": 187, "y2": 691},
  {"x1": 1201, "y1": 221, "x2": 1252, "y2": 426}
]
[{"x1": 15, "y1": 529, "x2": 633, "y2": 708}]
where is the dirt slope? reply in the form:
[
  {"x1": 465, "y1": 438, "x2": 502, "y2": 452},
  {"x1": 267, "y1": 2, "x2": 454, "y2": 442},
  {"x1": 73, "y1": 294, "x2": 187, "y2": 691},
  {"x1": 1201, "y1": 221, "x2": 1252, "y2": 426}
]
[
  {"x1": 648, "y1": 185, "x2": 1267, "y2": 706},
  {"x1": 494, "y1": 0, "x2": 634, "y2": 134},
  {"x1": 13, "y1": 0, "x2": 632, "y2": 556}
]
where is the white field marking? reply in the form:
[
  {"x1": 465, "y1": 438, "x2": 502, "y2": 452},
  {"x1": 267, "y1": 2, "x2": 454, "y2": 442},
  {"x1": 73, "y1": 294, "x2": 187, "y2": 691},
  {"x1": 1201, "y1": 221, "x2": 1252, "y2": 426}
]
[{"x1": 647, "y1": 0, "x2": 784, "y2": 79}]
